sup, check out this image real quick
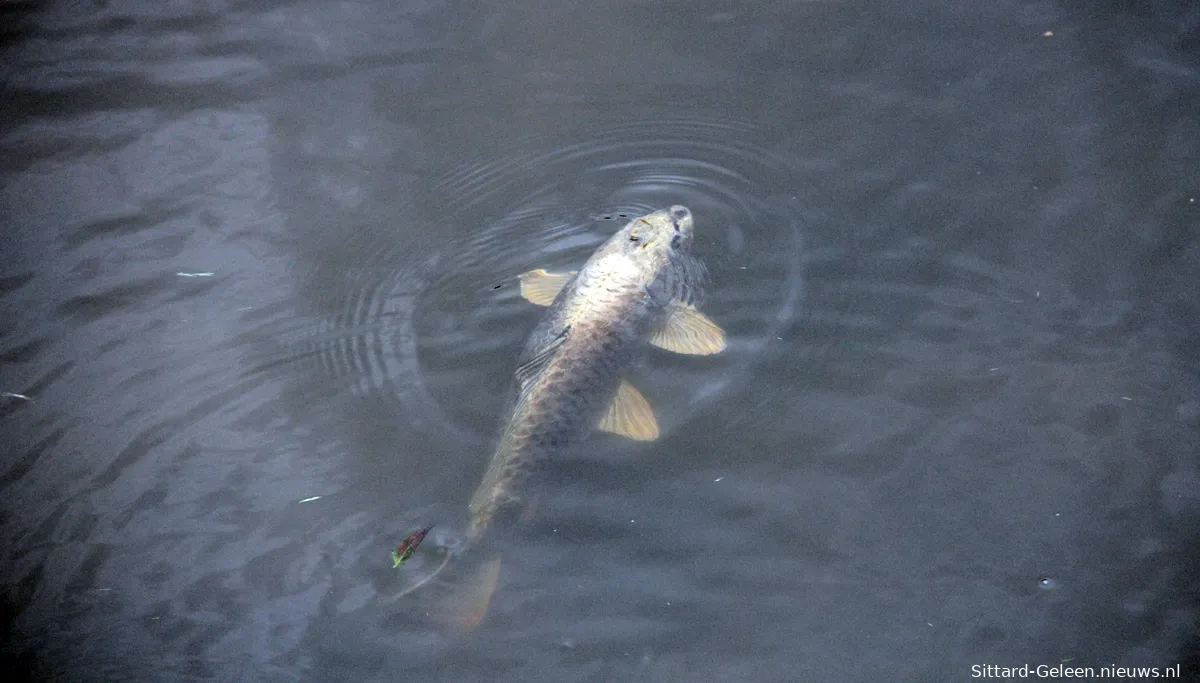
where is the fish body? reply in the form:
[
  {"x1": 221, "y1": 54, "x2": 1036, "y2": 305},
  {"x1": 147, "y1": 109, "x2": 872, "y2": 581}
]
[
  {"x1": 393, "y1": 206, "x2": 725, "y2": 620},
  {"x1": 468, "y1": 204, "x2": 715, "y2": 541}
]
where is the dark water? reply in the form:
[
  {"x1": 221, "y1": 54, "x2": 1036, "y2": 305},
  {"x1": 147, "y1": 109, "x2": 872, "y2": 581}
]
[{"x1": 2, "y1": 0, "x2": 1198, "y2": 681}]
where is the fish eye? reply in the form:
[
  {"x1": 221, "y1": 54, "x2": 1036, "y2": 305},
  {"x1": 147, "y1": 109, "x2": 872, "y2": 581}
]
[{"x1": 672, "y1": 208, "x2": 688, "y2": 220}]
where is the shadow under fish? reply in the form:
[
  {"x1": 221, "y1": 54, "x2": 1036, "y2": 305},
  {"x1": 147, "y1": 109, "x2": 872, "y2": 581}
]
[{"x1": 390, "y1": 205, "x2": 725, "y2": 628}]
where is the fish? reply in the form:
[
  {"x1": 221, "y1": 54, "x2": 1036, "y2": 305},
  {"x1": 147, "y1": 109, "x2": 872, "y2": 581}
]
[{"x1": 392, "y1": 205, "x2": 725, "y2": 625}]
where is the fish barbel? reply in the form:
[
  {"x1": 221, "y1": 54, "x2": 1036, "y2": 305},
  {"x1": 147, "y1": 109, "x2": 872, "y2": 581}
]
[{"x1": 394, "y1": 205, "x2": 725, "y2": 623}]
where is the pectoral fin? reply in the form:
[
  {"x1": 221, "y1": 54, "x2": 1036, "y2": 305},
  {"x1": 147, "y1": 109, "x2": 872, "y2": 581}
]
[
  {"x1": 598, "y1": 380, "x2": 660, "y2": 441},
  {"x1": 518, "y1": 269, "x2": 577, "y2": 306},
  {"x1": 650, "y1": 305, "x2": 726, "y2": 355}
]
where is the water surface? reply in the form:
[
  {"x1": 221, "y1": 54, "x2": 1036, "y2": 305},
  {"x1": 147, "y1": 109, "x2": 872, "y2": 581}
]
[{"x1": 1, "y1": 0, "x2": 1198, "y2": 681}]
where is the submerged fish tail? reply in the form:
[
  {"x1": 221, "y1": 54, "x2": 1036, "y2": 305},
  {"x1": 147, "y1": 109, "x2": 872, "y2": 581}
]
[{"x1": 389, "y1": 546, "x2": 503, "y2": 630}]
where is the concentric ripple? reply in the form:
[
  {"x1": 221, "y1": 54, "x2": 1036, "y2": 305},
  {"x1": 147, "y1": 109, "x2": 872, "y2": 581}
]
[
  {"x1": 279, "y1": 117, "x2": 813, "y2": 445},
  {"x1": 414, "y1": 118, "x2": 810, "y2": 436}
]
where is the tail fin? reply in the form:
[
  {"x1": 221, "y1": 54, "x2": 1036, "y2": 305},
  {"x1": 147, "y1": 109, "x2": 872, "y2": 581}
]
[
  {"x1": 438, "y1": 557, "x2": 502, "y2": 630},
  {"x1": 388, "y1": 552, "x2": 504, "y2": 630}
]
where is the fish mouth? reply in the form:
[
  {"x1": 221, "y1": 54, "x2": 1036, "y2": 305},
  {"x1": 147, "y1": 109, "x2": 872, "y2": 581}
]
[
  {"x1": 625, "y1": 206, "x2": 693, "y2": 250},
  {"x1": 668, "y1": 205, "x2": 693, "y2": 238}
]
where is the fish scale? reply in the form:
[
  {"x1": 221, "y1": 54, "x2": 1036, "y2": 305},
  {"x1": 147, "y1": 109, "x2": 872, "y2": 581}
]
[
  {"x1": 468, "y1": 291, "x2": 648, "y2": 540},
  {"x1": 392, "y1": 206, "x2": 724, "y2": 625}
]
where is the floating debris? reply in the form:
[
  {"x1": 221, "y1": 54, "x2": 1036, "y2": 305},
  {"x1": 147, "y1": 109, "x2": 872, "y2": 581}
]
[
  {"x1": 298, "y1": 496, "x2": 322, "y2": 503},
  {"x1": 176, "y1": 272, "x2": 215, "y2": 277},
  {"x1": 392, "y1": 526, "x2": 433, "y2": 569},
  {"x1": 1, "y1": 392, "x2": 31, "y2": 400}
]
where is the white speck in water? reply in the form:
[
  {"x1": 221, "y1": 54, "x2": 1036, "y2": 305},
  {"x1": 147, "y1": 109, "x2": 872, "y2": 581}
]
[
  {"x1": 714, "y1": 477, "x2": 723, "y2": 482},
  {"x1": 2, "y1": 392, "x2": 32, "y2": 400},
  {"x1": 1121, "y1": 396, "x2": 1132, "y2": 401},
  {"x1": 298, "y1": 496, "x2": 322, "y2": 503},
  {"x1": 988, "y1": 367, "x2": 999, "y2": 372},
  {"x1": 630, "y1": 519, "x2": 635, "y2": 523},
  {"x1": 176, "y1": 272, "x2": 215, "y2": 277}
]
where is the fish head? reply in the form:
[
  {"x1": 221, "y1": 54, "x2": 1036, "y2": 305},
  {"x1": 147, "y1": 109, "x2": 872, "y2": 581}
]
[
  {"x1": 641, "y1": 206, "x2": 705, "y2": 301},
  {"x1": 609, "y1": 205, "x2": 694, "y2": 256},
  {"x1": 587, "y1": 205, "x2": 705, "y2": 303}
]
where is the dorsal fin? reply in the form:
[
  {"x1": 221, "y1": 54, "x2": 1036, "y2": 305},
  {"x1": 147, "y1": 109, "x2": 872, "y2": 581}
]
[{"x1": 514, "y1": 326, "x2": 569, "y2": 388}]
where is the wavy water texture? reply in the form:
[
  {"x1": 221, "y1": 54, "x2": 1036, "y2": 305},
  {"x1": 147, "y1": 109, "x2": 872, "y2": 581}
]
[
  {"x1": 389, "y1": 118, "x2": 810, "y2": 437},
  {"x1": 1, "y1": 0, "x2": 1198, "y2": 681}
]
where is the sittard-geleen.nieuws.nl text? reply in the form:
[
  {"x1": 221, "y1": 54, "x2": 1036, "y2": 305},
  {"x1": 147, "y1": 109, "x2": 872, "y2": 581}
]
[{"x1": 971, "y1": 664, "x2": 1181, "y2": 678}]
